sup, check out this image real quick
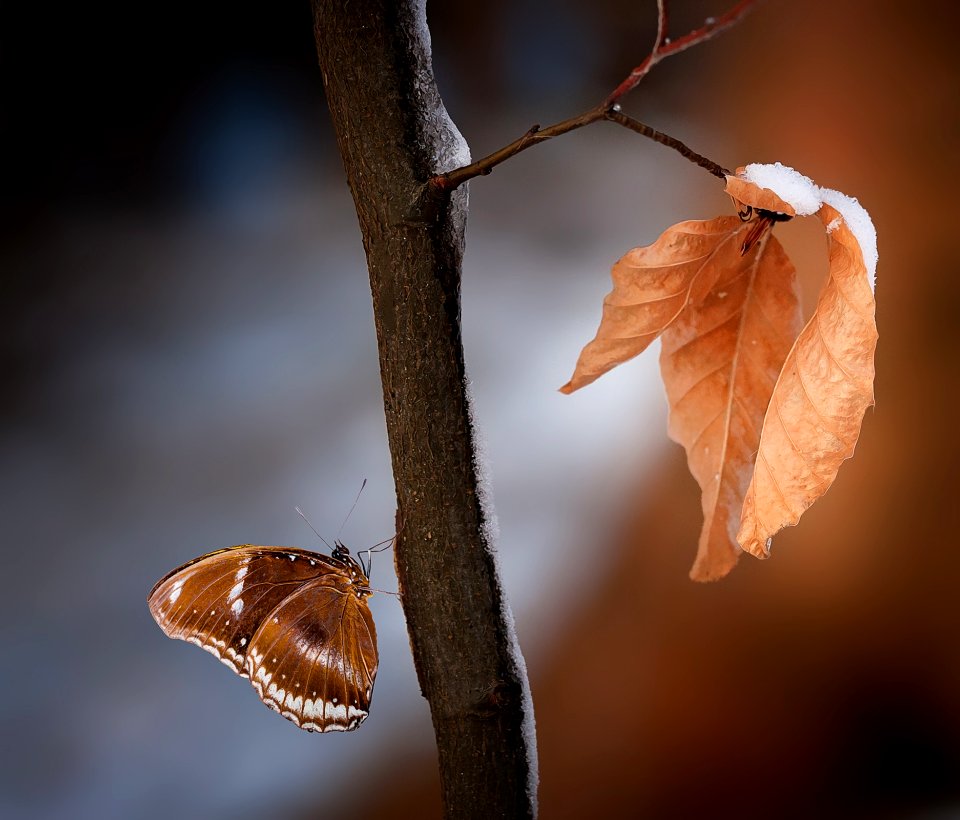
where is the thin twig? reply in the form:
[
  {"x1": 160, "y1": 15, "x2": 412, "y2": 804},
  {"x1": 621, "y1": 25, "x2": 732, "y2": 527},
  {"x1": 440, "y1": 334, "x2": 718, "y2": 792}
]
[
  {"x1": 605, "y1": 110, "x2": 729, "y2": 178},
  {"x1": 655, "y1": 0, "x2": 670, "y2": 53},
  {"x1": 604, "y1": 0, "x2": 758, "y2": 107},
  {"x1": 430, "y1": 0, "x2": 759, "y2": 193},
  {"x1": 433, "y1": 110, "x2": 605, "y2": 192}
]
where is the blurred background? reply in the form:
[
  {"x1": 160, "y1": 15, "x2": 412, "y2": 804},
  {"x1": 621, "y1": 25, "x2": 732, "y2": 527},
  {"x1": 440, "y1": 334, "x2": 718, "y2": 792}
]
[{"x1": 3, "y1": 1, "x2": 958, "y2": 818}]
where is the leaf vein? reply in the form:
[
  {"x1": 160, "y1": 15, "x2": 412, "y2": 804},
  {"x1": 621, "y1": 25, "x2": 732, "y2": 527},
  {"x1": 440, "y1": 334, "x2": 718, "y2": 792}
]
[
  {"x1": 815, "y1": 306, "x2": 857, "y2": 383},
  {"x1": 773, "y1": 386, "x2": 829, "y2": 486},
  {"x1": 689, "y1": 407, "x2": 726, "y2": 453},
  {"x1": 793, "y1": 353, "x2": 845, "y2": 436},
  {"x1": 673, "y1": 358, "x2": 731, "y2": 405},
  {"x1": 667, "y1": 310, "x2": 742, "y2": 358}
]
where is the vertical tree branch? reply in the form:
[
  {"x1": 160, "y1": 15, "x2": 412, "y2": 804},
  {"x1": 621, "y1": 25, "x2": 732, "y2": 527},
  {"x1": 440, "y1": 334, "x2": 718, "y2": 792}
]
[{"x1": 313, "y1": 2, "x2": 536, "y2": 818}]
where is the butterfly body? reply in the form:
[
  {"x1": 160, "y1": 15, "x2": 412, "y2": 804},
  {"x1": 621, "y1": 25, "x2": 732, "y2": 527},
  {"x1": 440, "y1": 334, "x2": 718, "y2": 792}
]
[{"x1": 148, "y1": 543, "x2": 377, "y2": 732}]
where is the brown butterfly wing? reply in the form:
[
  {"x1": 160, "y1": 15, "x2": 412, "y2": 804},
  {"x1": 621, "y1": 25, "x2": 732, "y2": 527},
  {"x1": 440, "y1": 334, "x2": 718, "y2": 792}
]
[
  {"x1": 147, "y1": 546, "x2": 350, "y2": 677},
  {"x1": 245, "y1": 577, "x2": 378, "y2": 732}
]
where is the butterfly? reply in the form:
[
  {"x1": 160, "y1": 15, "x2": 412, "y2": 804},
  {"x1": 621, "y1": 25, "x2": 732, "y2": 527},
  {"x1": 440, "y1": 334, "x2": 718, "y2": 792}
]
[{"x1": 148, "y1": 542, "x2": 378, "y2": 732}]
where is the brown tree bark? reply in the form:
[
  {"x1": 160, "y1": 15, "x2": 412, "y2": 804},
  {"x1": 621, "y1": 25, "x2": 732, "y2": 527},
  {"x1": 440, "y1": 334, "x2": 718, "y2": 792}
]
[{"x1": 312, "y1": 2, "x2": 537, "y2": 818}]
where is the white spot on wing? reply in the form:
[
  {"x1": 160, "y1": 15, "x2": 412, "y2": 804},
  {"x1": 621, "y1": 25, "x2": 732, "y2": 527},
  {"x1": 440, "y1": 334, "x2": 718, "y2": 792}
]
[
  {"x1": 267, "y1": 682, "x2": 286, "y2": 705},
  {"x1": 219, "y1": 655, "x2": 241, "y2": 672}
]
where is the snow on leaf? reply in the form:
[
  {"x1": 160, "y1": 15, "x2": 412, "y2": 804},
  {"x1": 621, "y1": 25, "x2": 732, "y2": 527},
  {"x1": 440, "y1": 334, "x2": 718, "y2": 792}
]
[
  {"x1": 724, "y1": 174, "x2": 797, "y2": 216},
  {"x1": 737, "y1": 202, "x2": 878, "y2": 557},
  {"x1": 732, "y1": 163, "x2": 822, "y2": 216},
  {"x1": 660, "y1": 232, "x2": 801, "y2": 580},
  {"x1": 820, "y1": 187, "x2": 877, "y2": 292}
]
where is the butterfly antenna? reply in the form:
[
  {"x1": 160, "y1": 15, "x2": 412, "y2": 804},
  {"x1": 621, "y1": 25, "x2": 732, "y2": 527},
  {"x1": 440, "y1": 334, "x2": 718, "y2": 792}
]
[
  {"x1": 337, "y1": 478, "x2": 368, "y2": 540},
  {"x1": 295, "y1": 505, "x2": 333, "y2": 551}
]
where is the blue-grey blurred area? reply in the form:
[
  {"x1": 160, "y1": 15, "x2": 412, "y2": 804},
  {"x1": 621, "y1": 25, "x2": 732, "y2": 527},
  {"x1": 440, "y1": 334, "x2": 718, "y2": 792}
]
[
  {"x1": 0, "y1": 3, "x2": 685, "y2": 818},
  {"x1": 4, "y1": 2, "x2": 960, "y2": 819}
]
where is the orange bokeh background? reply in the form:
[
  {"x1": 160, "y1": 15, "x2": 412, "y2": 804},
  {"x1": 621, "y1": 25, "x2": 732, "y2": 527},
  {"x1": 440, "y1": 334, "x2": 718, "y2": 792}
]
[{"x1": 364, "y1": 2, "x2": 960, "y2": 816}]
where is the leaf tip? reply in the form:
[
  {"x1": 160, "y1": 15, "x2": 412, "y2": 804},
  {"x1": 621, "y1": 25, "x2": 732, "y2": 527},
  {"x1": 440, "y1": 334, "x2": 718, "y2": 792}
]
[
  {"x1": 689, "y1": 563, "x2": 735, "y2": 583},
  {"x1": 738, "y1": 535, "x2": 772, "y2": 560},
  {"x1": 688, "y1": 542, "x2": 741, "y2": 582}
]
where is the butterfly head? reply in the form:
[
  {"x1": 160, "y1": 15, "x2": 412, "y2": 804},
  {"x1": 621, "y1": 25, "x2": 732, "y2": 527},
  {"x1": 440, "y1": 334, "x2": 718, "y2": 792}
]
[{"x1": 332, "y1": 541, "x2": 373, "y2": 597}]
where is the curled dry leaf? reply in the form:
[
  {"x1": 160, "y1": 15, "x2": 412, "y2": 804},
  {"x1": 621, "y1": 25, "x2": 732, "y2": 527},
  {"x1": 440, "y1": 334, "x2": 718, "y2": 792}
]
[
  {"x1": 661, "y1": 231, "x2": 801, "y2": 580},
  {"x1": 562, "y1": 166, "x2": 877, "y2": 580},
  {"x1": 561, "y1": 213, "x2": 802, "y2": 580},
  {"x1": 737, "y1": 203, "x2": 878, "y2": 557}
]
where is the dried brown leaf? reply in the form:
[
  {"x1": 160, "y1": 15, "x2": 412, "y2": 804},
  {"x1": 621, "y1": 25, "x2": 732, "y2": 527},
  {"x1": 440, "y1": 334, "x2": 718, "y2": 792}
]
[
  {"x1": 661, "y1": 232, "x2": 802, "y2": 580},
  {"x1": 561, "y1": 217, "x2": 749, "y2": 394},
  {"x1": 737, "y1": 203, "x2": 878, "y2": 557},
  {"x1": 563, "y1": 168, "x2": 877, "y2": 580}
]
